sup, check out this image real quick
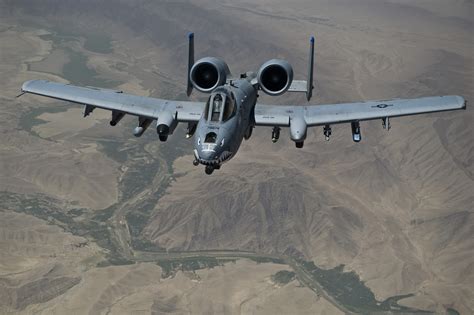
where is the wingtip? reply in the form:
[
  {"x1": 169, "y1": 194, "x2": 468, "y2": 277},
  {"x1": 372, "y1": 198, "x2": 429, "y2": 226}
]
[
  {"x1": 21, "y1": 79, "x2": 48, "y2": 93},
  {"x1": 455, "y1": 95, "x2": 467, "y2": 110},
  {"x1": 21, "y1": 80, "x2": 35, "y2": 92},
  {"x1": 19, "y1": 80, "x2": 36, "y2": 97}
]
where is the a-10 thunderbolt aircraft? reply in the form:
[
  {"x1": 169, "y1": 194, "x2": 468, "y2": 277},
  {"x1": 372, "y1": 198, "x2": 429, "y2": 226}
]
[{"x1": 20, "y1": 34, "x2": 466, "y2": 174}]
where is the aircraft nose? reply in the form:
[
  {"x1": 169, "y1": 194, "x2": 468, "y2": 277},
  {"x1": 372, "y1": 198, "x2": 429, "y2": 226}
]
[
  {"x1": 195, "y1": 144, "x2": 230, "y2": 166},
  {"x1": 199, "y1": 149, "x2": 217, "y2": 160}
]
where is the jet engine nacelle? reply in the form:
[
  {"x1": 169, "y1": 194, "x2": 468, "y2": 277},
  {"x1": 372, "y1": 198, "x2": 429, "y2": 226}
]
[
  {"x1": 290, "y1": 116, "x2": 307, "y2": 142},
  {"x1": 257, "y1": 59, "x2": 294, "y2": 96},
  {"x1": 190, "y1": 57, "x2": 230, "y2": 93}
]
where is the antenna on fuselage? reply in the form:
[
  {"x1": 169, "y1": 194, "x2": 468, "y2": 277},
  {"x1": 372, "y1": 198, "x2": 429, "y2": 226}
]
[
  {"x1": 306, "y1": 36, "x2": 315, "y2": 101},
  {"x1": 186, "y1": 32, "x2": 195, "y2": 96}
]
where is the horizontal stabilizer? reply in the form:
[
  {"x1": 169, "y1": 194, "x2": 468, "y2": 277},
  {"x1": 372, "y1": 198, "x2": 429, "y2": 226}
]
[{"x1": 288, "y1": 80, "x2": 308, "y2": 92}]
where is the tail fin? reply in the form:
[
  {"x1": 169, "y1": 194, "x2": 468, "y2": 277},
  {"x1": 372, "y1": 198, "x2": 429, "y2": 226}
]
[
  {"x1": 186, "y1": 32, "x2": 195, "y2": 96},
  {"x1": 306, "y1": 36, "x2": 315, "y2": 101},
  {"x1": 287, "y1": 36, "x2": 315, "y2": 101}
]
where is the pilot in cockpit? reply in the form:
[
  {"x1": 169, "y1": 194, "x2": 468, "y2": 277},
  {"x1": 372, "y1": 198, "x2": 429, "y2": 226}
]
[
  {"x1": 205, "y1": 91, "x2": 236, "y2": 123},
  {"x1": 211, "y1": 94, "x2": 223, "y2": 121}
]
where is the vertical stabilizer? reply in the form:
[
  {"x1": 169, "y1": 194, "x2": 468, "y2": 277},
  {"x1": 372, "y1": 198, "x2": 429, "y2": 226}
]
[
  {"x1": 306, "y1": 36, "x2": 315, "y2": 101},
  {"x1": 187, "y1": 32, "x2": 195, "y2": 96}
]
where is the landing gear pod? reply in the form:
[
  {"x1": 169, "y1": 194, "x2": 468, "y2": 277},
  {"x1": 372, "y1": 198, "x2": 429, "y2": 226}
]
[
  {"x1": 156, "y1": 111, "x2": 177, "y2": 142},
  {"x1": 290, "y1": 116, "x2": 307, "y2": 147},
  {"x1": 295, "y1": 141, "x2": 304, "y2": 148}
]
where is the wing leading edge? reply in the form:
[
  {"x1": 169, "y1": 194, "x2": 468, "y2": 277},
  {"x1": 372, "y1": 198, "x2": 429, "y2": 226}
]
[
  {"x1": 21, "y1": 80, "x2": 205, "y2": 122},
  {"x1": 254, "y1": 95, "x2": 466, "y2": 127}
]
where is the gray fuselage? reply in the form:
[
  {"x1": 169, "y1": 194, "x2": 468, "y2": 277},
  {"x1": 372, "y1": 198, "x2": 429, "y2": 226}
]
[{"x1": 193, "y1": 77, "x2": 257, "y2": 167}]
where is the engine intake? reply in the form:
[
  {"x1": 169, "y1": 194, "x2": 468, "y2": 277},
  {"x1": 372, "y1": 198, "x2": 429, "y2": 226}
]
[
  {"x1": 190, "y1": 57, "x2": 230, "y2": 93},
  {"x1": 257, "y1": 59, "x2": 293, "y2": 96}
]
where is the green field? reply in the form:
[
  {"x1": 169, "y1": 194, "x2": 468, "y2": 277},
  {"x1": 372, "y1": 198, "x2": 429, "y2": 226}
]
[
  {"x1": 298, "y1": 260, "x2": 432, "y2": 314},
  {"x1": 446, "y1": 308, "x2": 460, "y2": 315},
  {"x1": 271, "y1": 270, "x2": 296, "y2": 284},
  {"x1": 157, "y1": 256, "x2": 237, "y2": 278},
  {"x1": 248, "y1": 256, "x2": 285, "y2": 265}
]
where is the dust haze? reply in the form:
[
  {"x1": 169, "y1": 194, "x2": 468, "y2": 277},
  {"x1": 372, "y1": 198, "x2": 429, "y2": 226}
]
[{"x1": 0, "y1": 0, "x2": 472, "y2": 314}]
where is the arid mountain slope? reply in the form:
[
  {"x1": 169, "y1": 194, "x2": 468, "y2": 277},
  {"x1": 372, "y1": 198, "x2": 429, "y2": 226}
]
[{"x1": 0, "y1": 0, "x2": 472, "y2": 313}]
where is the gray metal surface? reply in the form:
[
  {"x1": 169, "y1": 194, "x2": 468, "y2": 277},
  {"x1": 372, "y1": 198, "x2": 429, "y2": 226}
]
[
  {"x1": 22, "y1": 80, "x2": 204, "y2": 122},
  {"x1": 254, "y1": 95, "x2": 466, "y2": 127}
]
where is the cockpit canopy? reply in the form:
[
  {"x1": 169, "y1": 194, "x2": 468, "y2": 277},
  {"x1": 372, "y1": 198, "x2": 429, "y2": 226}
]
[{"x1": 204, "y1": 89, "x2": 236, "y2": 122}]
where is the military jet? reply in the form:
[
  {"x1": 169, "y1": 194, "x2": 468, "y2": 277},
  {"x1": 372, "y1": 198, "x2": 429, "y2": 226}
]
[{"x1": 20, "y1": 33, "x2": 466, "y2": 174}]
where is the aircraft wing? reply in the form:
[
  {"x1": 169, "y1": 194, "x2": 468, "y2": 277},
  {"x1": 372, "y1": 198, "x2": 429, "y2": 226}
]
[
  {"x1": 254, "y1": 95, "x2": 466, "y2": 127},
  {"x1": 21, "y1": 80, "x2": 205, "y2": 122}
]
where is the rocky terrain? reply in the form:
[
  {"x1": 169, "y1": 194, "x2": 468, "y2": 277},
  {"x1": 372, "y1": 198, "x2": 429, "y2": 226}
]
[{"x1": 0, "y1": 0, "x2": 472, "y2": 314}]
